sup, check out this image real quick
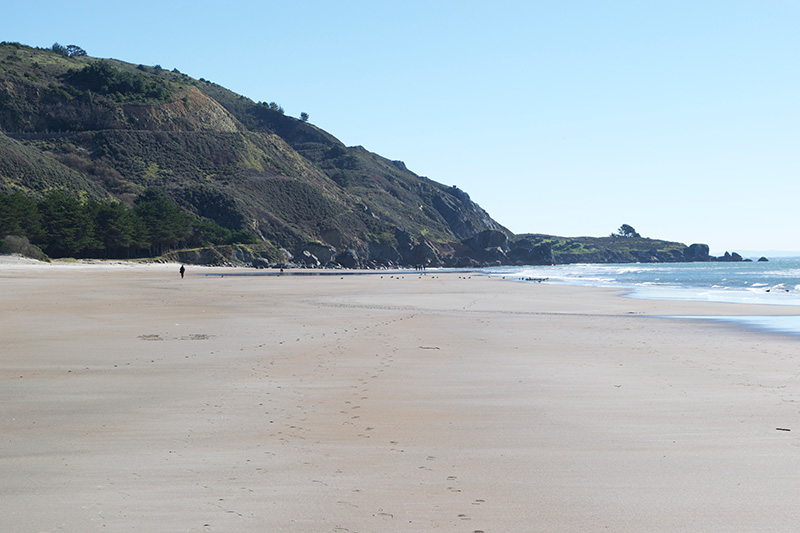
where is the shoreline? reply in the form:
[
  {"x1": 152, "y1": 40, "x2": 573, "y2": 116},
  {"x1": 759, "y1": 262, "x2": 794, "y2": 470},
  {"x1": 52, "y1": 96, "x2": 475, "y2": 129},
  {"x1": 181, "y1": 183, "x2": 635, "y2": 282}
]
[
  {"x1": 5, "y1": 254, "x2": 800, "y2": 337},
  {"x1": 3, "y1": 260, "x2": 800, "y2": 530},
  {"x1": 489, "y1": 261, "x2": 800, "y2": 335}
]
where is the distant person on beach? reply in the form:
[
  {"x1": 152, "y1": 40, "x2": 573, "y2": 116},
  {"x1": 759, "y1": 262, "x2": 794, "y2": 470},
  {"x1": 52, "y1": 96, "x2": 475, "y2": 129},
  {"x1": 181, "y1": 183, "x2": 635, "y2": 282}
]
[{"x1": 179, "y1": 265, "x2": 185, "y2": 279}]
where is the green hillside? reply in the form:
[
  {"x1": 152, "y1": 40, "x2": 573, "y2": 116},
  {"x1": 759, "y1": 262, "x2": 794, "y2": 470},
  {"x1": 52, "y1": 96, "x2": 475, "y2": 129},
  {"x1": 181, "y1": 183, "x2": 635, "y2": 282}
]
[
  {"x1": 517, "y1": 234, "x2": 692, "y2": 264},
  {"x1": 0, "y1": 41, "x2": 515, "y2": 265}
]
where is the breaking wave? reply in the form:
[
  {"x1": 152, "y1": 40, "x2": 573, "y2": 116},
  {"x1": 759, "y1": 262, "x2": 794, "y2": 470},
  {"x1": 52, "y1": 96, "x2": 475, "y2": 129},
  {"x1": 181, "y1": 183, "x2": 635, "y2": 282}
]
[{"x1": 485, "y1": 259, "x2": 800, "y2": 306}]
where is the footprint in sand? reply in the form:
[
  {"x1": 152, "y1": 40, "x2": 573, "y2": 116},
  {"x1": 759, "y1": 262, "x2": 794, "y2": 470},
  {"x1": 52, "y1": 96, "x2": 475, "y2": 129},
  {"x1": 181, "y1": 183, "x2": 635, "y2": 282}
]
[{"x1": 447, "y1": 475, "x2": 461, "y2": 492}]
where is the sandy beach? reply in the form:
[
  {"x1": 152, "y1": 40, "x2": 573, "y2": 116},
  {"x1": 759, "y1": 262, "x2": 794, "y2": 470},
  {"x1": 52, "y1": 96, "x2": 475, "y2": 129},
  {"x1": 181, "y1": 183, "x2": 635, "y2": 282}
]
[{"x1": 2, "y1": 259, "x2": 800, "y2": 532}]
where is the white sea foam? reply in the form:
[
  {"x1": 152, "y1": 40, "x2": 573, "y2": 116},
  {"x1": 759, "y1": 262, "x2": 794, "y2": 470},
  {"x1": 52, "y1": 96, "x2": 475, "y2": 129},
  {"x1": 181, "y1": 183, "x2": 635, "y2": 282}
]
[{"x1": 486, "y1": 259, "x2": 800, "y2": 306}]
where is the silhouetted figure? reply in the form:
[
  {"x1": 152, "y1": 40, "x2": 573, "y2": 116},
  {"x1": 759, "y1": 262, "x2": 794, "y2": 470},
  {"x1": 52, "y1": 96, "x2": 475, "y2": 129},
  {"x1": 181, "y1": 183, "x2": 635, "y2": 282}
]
[{"x1": 179, "y1": 265, "x2": 185, "y2": 279}]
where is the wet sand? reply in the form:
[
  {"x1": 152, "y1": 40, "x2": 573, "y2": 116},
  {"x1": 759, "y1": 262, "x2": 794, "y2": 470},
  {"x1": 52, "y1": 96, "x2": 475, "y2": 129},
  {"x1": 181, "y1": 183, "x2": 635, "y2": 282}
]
[{"x1": 2, "y1": 260, "x2": 800, "y2": 532}]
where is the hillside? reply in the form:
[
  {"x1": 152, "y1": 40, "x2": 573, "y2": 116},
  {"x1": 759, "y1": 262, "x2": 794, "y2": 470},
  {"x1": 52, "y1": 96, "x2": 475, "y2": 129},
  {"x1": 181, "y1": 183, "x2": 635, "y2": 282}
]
[
  {"x1": 0, "y1": 42, "x2": 741, "y2": 266},
  {"x1": 514, "y1": 234, "x2": 715, "y2": 264},
  {"x1": 0, "y1": 41, "x2": 512, "y2": 266}
]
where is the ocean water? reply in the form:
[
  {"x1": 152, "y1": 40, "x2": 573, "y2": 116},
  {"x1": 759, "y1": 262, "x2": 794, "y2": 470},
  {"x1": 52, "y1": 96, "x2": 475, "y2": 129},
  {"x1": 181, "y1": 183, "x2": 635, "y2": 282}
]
[
  {"x1": 486, "y1": 259, "x2": 800, "y2": 305},
  {"x1": 485, "y1": 260, "x2": 800, "y2": 335}
]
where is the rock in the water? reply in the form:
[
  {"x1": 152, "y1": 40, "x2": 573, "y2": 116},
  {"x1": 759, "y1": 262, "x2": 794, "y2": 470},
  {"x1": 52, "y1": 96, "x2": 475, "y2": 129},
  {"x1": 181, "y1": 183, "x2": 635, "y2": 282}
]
[
  {"x1": 684, "y1": 243, "x2": 710, "y2": 262},
  {"x1": 718, "y1": 251, "x2": 744, "y2": 262}
]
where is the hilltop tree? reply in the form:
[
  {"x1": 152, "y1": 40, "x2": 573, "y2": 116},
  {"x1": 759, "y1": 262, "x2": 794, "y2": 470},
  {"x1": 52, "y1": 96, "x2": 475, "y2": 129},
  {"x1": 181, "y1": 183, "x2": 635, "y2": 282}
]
[
  {"x1": 51, "y1": 42, "x2": 87, "y2": 57},
  {"x1": 613, "y1": 224, "x2": 640, "y2": 238},
  {"x1": 66, "y1": 44, "x2": 87, "y2": 57},
  {"x1": 300, "y1": 112, "x2": 309, "y2": 122},
  {"x1": 69, "y1": 61, "x2": 173, "y2": 100},
  {"x1": 51, "y1": 42, "x2": 68, "y2": 56}
]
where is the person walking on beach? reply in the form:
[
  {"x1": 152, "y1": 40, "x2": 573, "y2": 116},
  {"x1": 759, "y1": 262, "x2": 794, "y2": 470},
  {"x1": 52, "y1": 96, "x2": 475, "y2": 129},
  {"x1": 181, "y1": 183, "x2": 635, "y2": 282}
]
[{"x1": 179, "y1": 265, "x2": 185, "y2": 279}]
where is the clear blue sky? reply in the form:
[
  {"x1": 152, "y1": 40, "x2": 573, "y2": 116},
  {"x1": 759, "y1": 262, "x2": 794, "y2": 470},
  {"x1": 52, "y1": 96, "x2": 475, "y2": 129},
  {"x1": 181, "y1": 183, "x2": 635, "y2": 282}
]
[{"x1": 3, "y1": 1, "x2": 799, "y2": 254}]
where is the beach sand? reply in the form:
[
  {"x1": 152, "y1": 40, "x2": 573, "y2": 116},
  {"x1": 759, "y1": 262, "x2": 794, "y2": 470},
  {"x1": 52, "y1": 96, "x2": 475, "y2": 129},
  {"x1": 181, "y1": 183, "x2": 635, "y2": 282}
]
[{"x1": 2, "y1": 260, "x2": 800, "y2": 532}]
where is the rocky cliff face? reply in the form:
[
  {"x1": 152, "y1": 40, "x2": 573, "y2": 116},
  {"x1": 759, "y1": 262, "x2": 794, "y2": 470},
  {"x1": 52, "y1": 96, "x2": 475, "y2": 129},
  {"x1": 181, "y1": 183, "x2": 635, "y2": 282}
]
[{"x1": 121, "y1": 86, "x2": 240, "y2": 132}]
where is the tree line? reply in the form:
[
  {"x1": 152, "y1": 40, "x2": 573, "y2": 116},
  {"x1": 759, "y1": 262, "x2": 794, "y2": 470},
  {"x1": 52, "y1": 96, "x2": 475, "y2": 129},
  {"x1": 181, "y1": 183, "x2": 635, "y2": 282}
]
[
  {"x1": 51, "y1": 42, "x2": 87, "y2": 58},
  {"x1": 69, "y1": 61, "x2": 174, "y2": 102},
  {"x1": 0, "y1": 189, "x2": 256, "y2": 259}
]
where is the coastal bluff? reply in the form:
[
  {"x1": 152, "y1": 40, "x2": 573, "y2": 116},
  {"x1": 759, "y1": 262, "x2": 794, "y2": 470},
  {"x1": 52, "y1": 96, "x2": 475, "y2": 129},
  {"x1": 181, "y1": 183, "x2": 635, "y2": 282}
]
[
  {"x1": 452, "y1": 233, "x2": 750, "y2": 267},
  {"x1": 151, "y1": 232, "x2": 748, "y2": 268}
]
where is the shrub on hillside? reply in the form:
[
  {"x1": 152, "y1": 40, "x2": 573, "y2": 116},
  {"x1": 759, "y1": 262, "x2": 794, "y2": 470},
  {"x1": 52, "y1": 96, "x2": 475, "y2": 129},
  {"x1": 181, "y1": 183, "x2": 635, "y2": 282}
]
[
  {"x1": 69, "y1": 61, "x2": 173, "y2": 101},
  {"x1": 0, "y1": 234, "x2": 49, "y2": 260}
]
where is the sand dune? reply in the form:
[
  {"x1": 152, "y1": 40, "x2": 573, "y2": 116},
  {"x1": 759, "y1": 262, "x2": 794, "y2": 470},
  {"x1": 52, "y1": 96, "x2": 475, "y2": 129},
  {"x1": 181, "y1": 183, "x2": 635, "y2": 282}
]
[{"x1": 2, "y1": 261, "x2": 800, "y2": 531}]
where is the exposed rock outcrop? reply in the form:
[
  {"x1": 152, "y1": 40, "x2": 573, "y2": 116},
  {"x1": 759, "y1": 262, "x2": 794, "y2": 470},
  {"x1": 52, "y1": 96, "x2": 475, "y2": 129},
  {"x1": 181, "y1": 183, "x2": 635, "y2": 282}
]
[
  {"x1": 507, "y1": 239, "x2": 555, "y2": 265},
  {"x1": 335, "y1": 249, "x2": 359, "y2": 268},
  {"x1": 252, "y1": 257, "x2": 270, "y2": 268},
  {"x1": 684, "y1": 243, "x2": 710, "y2": 262},
  {"x1": 717, "y1": 251, "x2": 743, "y2": 262},
  {"x1": 303, "y1": 242, "x2": 336, "y2": 265}
]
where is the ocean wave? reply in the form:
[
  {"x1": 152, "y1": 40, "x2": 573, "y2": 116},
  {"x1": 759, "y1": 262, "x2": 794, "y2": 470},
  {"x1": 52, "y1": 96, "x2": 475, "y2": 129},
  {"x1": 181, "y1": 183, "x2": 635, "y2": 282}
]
[{"x1": 489, "y1": 259, "x2": 800, "y2": 306}]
